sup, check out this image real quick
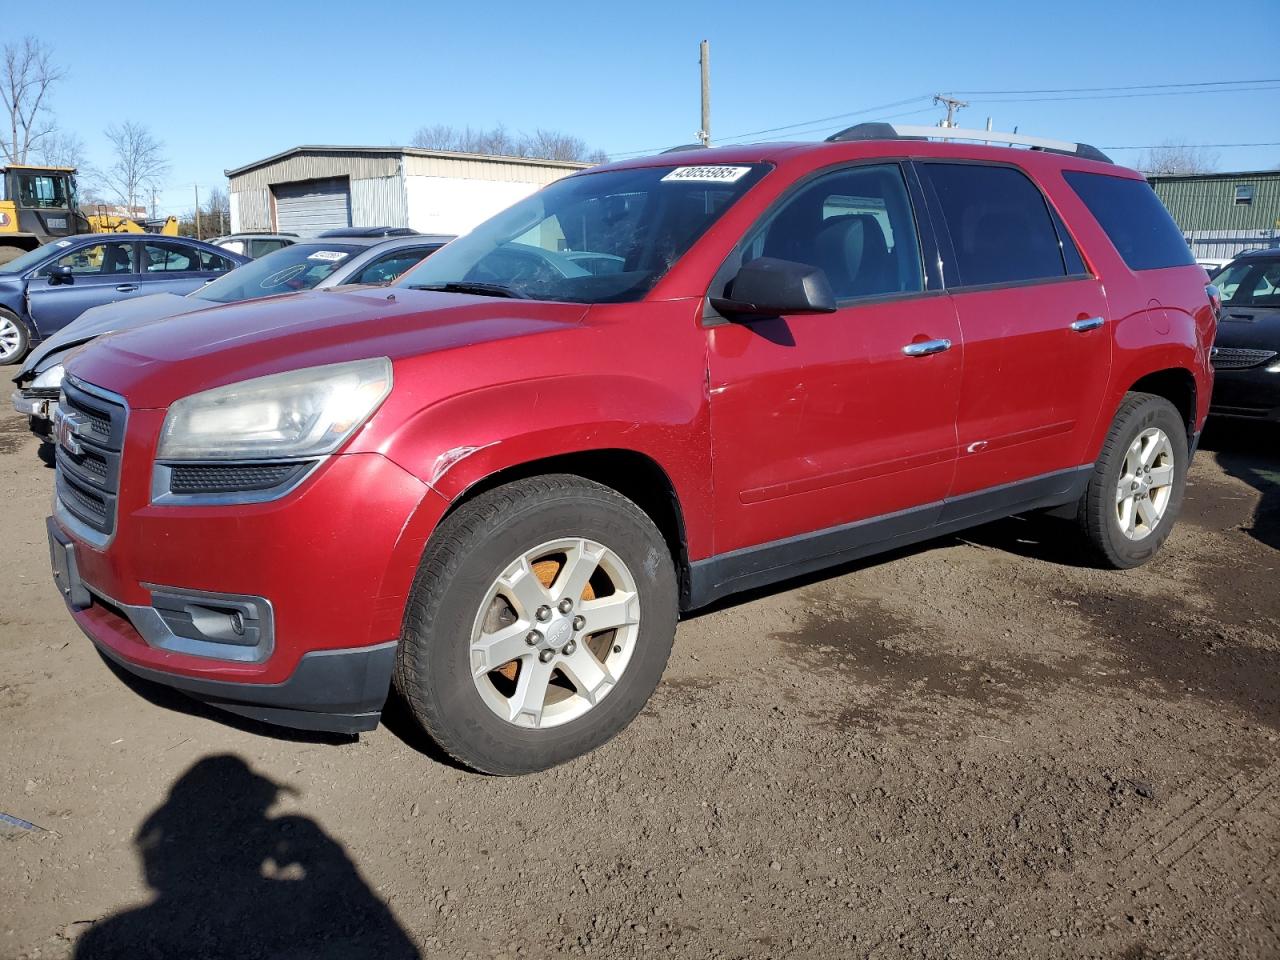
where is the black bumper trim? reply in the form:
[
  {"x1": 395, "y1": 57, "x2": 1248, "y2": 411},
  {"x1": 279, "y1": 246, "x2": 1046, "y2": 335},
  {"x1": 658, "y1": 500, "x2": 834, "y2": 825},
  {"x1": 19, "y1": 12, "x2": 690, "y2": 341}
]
[{"x1": 88, "y1": 635, "x2": 398, "y2": 734}]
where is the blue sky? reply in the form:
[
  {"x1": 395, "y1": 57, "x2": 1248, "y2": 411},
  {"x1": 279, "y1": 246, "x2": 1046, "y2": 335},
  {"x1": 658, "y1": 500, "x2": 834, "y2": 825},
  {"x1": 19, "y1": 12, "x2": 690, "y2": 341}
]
[{"x1": 11, "y1": 0, "x2": 1279, "y2": 215}]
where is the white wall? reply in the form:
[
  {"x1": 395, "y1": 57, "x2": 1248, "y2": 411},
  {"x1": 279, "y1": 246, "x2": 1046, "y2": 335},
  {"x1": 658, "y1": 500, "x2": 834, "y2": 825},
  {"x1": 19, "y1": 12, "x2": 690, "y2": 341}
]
[{"x1": 404, "y1": 176, "x2": 545, "y2": 236}]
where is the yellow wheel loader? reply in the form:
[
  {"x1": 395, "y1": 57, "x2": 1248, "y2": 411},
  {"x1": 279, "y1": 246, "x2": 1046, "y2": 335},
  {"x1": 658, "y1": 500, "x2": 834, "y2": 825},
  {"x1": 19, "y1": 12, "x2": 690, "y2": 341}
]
[{"x1": 0, "y1": 165, "x2": 176, "y2": 266}]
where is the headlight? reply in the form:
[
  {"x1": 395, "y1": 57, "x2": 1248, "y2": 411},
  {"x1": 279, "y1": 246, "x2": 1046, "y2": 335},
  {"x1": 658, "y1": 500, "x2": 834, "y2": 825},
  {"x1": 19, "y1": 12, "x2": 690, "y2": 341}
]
[
  {"x1": 157, "y1": 358, "x2": 393, "y2": 461},
  {"x1": 31, "y1": 363, "x2": 65, "y2": 390}
]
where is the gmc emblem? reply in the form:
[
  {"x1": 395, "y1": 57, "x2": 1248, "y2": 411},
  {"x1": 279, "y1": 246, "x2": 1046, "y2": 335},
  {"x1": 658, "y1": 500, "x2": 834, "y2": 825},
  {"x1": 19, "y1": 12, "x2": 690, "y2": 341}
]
[{"x1": 54, "y1": 408, "x2": 88, "y2": 456}]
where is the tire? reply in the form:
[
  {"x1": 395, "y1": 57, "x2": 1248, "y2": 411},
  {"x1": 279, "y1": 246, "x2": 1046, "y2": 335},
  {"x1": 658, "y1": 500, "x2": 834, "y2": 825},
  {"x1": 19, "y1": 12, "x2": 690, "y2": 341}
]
[
  {"x1": 394, "y1": 474, "x2": 678, "y2": 775},
  {"x1": 1077, "y1": 392, "x2": 1188, "y2": 569},
  {"x1": 0, "y1": 308, "x2": 31, "y2": 365}
]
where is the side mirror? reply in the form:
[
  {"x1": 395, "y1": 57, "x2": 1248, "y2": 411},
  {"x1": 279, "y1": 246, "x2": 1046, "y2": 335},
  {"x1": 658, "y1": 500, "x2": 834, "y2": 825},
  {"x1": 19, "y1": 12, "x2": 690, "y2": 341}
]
[
  {"x1": 48, "y1": 264, "x2": 74, "y2": 285},
  {"x1": 709, "y1": 257, "x2": 837, "y2": 320}
]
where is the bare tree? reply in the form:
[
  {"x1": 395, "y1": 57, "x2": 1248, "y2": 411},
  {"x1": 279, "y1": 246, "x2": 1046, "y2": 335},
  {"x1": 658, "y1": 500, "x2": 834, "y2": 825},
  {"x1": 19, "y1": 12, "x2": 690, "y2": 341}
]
[
  {"x1": 1138, "y1": 141, "x2": 1219, "y2": 176},
  {"x1": 409, "y1": 123, "x2": 605, "y2": 163},
  {"x1": 32, "y1": 128, "x2": 86, "y2": 169},
  {"x1": 100, "y1": 121, "x2": 169, "y2": 211},
  {"x1": 0, "y1": 37, "x2": 64, "y2": 164}
]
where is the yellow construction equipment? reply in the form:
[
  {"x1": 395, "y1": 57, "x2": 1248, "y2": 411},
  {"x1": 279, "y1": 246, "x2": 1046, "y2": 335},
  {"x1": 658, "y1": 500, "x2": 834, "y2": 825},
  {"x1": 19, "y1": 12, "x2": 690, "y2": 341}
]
[{"x1": 0, "y1": 164, "x2": 176, "y2": 265}]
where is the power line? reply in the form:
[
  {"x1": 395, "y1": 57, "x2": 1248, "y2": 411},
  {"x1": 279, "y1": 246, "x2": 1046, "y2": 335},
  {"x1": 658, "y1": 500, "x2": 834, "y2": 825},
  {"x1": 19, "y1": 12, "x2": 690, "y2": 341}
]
[
  {"x1": 1102, "y1": 141, "x2": 1280, "y2": 150},
  {"x1": 606, "y1": 93, "x2": 934, "y2": 158},
  {"x1": 951, "y1": 78, "x2": 1279, "y2": 96},
  {"x1": 964, "y1": 86, "x2": 1280, "y2": 106}
]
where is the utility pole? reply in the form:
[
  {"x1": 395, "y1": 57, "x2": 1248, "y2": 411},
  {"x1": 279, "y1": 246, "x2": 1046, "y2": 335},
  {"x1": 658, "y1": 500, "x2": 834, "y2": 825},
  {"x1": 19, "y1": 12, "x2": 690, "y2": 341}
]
[
  {"x1": 696, "y1": 40, "x2": 711, "y2": 147},
  {"x1": 194, "y1": 183, "x2": 201, "y2": 239},
  {"x1": 934, "y1": 94, "x2": 969, "y2": 128}
]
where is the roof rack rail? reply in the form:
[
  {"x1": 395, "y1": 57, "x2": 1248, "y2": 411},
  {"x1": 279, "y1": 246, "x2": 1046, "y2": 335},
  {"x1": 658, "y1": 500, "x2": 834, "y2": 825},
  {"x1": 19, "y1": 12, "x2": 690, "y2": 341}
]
[
  {"x1": 661, "y1": 143, "x2": 708, "y2": 153},
  {"x1": 825, "y1": 122, "x2": 1112, "y2": 163}
]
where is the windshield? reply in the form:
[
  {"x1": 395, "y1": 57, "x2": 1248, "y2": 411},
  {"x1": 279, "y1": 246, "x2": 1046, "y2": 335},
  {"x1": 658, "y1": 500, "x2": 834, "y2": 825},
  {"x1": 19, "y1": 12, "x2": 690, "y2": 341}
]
[
  {"x1": 0, "y1": 238, "x2": 69, "y2": 275},
  {"x1": 192, "y1": 242, "x2": 363, "y2": 303},
  {"x1": 1213, "y1": 257, "x2": 1280, "y2": 307},
  {"x1": 396, "y1": 163, "x2": 770, "y2": 303},
  {"x1": 17, "y1": 173, "x2": 70, "y2": 208}
]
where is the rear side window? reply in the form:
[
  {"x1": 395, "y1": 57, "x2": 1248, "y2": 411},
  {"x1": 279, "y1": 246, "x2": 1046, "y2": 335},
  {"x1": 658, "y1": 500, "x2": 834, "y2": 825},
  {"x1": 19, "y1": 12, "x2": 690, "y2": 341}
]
[
  {"x1": 921, "y1": 163, "x2": 1067, "y2": 287},
  {"x1": 1063, "y1": 171, "x2": 1195, "y2": 271}
]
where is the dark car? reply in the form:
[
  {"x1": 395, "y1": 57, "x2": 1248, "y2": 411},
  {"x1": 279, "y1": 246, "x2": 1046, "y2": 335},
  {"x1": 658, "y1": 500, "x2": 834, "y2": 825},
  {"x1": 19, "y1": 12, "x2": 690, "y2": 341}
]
[
  {"x1": 0, "y1": 234, "x2": 248, "y2": 364},
  {"x1": 11, "y1": 233, "x2": 452, "y2": 440},
  {"x1": 1209, "y1": 248, "x2": 1280, "y2": 420}
]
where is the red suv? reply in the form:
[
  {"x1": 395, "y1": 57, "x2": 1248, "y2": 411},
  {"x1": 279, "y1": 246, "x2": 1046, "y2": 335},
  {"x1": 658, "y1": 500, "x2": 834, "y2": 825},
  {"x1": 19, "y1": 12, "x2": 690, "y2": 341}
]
[{"x1": 47, "y1": 125, "x2": 1216, "y2": 774}]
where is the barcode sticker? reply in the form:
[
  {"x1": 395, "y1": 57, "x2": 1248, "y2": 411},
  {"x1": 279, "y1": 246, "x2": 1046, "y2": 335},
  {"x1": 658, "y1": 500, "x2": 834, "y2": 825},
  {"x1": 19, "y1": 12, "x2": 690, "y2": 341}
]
[{"x1": 661, "y1": 166, "x2": 752, "y2": 184}]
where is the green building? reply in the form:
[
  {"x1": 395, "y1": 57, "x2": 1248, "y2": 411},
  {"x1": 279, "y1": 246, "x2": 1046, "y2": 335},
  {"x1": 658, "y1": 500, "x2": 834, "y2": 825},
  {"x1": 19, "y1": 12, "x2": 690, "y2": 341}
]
[{"x1": 1148, "y1": 170, "x2": 1280, "y2": 259}]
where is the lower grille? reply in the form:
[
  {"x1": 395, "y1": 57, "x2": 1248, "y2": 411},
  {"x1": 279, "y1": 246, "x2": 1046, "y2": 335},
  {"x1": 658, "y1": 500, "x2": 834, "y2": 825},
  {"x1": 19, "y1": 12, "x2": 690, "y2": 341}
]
[
  {"x1": 1211, "y1": 347, "x2": 1278, "y2": 370},
  {"x1": 168, "y1": 462, "x2": 309, "y2": 495},
  {"x1": 55, "y1": 378, "x2": 127, "y2": 540}
]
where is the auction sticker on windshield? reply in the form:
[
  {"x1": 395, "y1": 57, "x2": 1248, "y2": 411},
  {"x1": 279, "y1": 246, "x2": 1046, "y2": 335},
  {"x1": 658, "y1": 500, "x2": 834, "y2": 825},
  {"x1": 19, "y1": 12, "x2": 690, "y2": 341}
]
[
  {"x1": 307, "y1": 250, "x2": 349, "y2": 262},
  {"x1": 661, "y1": 166, "x2": 753, "y2": 183}
]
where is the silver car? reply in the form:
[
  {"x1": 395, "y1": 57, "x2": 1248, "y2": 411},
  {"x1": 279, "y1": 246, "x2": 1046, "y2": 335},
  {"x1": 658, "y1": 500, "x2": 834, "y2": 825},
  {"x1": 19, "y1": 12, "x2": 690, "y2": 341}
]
[{"x1": 12, "y1": 233, "x2": 453, "y2": 441}]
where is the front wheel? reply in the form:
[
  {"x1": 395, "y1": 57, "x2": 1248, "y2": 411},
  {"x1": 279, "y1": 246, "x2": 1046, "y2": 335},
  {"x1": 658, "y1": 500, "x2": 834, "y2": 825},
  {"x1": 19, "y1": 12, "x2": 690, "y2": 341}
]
[
  {"x1": 0, "y1": 309, "x2": 30, "y2": 365},
  {"x1": 395, "y1": 475, "x2": 678, "y2": 775},
  {"x1": 1077, "y1": 392, "x2": 1188, "y2": 568}
]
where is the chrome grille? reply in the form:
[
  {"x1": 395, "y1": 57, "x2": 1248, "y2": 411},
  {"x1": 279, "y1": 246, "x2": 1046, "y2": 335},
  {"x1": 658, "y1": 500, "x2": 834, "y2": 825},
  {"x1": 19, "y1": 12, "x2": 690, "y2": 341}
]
[
  {"x1": 1211, "y1": 347, "x2": 1278, "y2": 370},
  {"x1": 55, "y1": 378, "x2": 126, "y2": 540}
]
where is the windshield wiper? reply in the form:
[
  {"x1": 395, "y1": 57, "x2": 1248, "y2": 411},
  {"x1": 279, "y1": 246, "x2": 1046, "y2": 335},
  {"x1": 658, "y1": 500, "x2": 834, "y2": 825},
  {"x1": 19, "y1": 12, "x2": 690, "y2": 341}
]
[{"x1": 407, "y1": 281, "x2": 527, "y2": 299}]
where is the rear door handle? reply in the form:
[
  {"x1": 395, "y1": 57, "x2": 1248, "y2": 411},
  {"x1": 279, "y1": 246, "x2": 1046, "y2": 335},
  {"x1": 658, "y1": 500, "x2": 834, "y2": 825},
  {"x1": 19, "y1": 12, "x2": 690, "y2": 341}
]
[
  {"x1": 1070, "y1": 316, "x2": 1105, "y2": 332},
  {"x1": 115, "y1": 284, "x2": 139, "y2": 293},
  {"x1": 902, "y1": 338, "x2": 952, "y2": 357}
]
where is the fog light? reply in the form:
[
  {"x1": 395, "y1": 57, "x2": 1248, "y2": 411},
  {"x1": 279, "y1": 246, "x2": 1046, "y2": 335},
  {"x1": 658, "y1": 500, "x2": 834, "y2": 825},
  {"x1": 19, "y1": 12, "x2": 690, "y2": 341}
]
[{"x1": 1267, "y1": 362, "x2": 1280, "y2": 374}]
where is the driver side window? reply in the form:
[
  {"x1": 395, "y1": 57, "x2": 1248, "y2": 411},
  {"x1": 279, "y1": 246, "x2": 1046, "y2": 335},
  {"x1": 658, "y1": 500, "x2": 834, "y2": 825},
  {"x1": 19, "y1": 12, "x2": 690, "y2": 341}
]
[
  {"x1": 740, "y1": 164, "x2": 924, "y2": 302},
  {"x1": 46, "y1": 241, "x2": 137, "y2": 276}
]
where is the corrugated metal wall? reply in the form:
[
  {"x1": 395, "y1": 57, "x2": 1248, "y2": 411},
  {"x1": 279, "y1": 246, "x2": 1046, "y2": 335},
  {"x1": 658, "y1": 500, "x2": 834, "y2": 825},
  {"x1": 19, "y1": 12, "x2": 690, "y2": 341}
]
[
  {"x1": 400, "y1": 153, "x2": 578, "y2": 186},
  {"x1": 350, "y1": 175, "x2": 409, "y2": 228},
  {"x1": 229, "y1": 152, "x2": 401, "y2": 191},
  {"x1": 1149, "y1": 172, "x2": 1280, "y2": 259},
  {"x1": 230, "y1": 186, "x2": 271, "y2": 232},
  {"x1": 1151, "y1": 173, "x2": 1280, "y2": 231}
]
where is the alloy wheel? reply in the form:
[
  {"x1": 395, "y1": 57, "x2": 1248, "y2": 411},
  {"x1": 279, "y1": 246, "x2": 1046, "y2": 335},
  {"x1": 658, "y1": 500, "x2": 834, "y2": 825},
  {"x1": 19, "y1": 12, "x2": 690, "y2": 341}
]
[
  {"x1": 1115, "y1": 427, "x2": 1175, "y2": 541},
  {"x1": 469, "y1": 538, "x2": 641, "y2": 729}
]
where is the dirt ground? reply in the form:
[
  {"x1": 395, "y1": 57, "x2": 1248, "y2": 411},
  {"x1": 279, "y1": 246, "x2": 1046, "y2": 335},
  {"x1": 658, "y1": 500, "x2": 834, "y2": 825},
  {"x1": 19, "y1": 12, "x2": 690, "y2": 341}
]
[{"x1": 2, "y1": 406, "x2": 1278, "y2": 960}]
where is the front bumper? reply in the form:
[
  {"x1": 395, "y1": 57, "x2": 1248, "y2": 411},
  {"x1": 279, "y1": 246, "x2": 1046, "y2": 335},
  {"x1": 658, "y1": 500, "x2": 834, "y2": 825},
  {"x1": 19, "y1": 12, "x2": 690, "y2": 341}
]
[
  {"x1": 48, "y1": 444, "x2": 451, "y2": 735},
  {"x1": 1209, "y1": 365, "x2": 1280, "y2": 421},
  {"x1": 10, "y1": 389, "x2": 56, "y2": 437},
  {"x1": 50, "y1": 516, "x2": 401, "y2": 732}
]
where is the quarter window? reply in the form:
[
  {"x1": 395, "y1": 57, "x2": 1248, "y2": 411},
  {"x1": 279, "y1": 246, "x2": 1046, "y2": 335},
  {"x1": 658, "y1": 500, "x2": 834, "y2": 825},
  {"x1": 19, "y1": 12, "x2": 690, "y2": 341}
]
[
  {"x1": 922, "y1": 163, "x2": 1067, "y2": 287},
  {"x1": 1063, "y1": 171, "x2": 1195, "y2": 271},
  {"x1": 737, "y1": 163, "x2": 924, "y2": 301}
]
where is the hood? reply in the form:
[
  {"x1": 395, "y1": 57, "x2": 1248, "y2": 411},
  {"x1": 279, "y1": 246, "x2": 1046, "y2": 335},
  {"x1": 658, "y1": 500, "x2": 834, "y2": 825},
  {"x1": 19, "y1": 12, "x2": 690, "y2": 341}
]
[
  {"x1": 65, "y1": 287, "x2": 589, "y2": 409},
  {"x1": 20, "y1": 293, "x2": 205, "y2": 376}
]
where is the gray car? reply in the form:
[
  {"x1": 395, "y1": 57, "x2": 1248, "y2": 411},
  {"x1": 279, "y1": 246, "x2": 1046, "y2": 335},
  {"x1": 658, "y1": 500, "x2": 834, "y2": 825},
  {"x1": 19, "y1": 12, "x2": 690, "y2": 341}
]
[{"x1": 11, "y1": 233, "x2": 453, "y2": 441}]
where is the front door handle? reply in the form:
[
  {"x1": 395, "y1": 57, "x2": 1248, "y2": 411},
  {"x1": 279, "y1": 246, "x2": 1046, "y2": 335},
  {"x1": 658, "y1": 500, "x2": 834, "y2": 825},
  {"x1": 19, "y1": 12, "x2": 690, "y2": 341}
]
[
  {"x1": 115, "y1": 284, "x2": 139, "y2": 293},
  {"x1": 902, "y1": 338, "x2": 952, "y2": 357},
  {"x1": 1070, "y1": 316, "x2": 1105, "y2": 332}
]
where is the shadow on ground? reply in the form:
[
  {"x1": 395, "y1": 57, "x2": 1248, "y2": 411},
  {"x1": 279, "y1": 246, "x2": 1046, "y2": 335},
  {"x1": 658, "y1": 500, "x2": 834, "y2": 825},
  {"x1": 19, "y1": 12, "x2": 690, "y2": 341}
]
[
  {"x1": 73, "y1": 755, "x2": 421, "y2": 960},
  {"x1": 1200, "y1": 419, "x2": 1280, "y2": 551}
]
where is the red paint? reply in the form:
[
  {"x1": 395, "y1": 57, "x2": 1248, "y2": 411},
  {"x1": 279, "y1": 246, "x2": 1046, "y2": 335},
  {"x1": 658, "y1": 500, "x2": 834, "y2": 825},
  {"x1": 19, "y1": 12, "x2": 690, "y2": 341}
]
[{"x1": 59, "y1": 138, "x2": 1214, "y2": 689}]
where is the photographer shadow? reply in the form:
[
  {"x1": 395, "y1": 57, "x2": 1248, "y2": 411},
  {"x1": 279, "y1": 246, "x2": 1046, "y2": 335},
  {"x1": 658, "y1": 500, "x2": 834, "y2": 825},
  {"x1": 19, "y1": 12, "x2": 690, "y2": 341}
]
[{"x1": 74, "y1": 754, "x2": 420, "y2": 960}]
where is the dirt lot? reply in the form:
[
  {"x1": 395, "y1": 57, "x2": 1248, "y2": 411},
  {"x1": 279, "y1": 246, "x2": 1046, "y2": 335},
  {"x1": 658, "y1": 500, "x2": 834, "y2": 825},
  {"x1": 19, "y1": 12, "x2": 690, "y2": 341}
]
[{"x1": 2, "y1": 407, "x2": 1278, "y2": 960}]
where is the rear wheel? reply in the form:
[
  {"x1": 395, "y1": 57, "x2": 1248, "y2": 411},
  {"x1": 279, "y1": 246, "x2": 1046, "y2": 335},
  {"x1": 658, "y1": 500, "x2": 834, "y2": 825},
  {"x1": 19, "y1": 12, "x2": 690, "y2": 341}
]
[
  {"x1": 1078, "y1": 392, "x2": 1187, "y2": 568},
  {"x1": 395, "y1": 475, "x2": 678, "y2": 775},
  {"x1": 0, "y1": 308, "x2": 30, "y2": 365}
]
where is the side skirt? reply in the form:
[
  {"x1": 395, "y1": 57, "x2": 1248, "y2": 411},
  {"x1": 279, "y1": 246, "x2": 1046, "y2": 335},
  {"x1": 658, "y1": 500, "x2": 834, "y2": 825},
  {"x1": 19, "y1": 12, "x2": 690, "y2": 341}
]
[{"x1": 685, "y1": 465, "x2": 1092, "y2": 610}]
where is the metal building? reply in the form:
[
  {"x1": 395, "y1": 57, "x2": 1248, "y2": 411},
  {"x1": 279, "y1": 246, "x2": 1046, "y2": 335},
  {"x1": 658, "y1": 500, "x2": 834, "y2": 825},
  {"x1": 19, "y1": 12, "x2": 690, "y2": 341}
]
[
  {"x1": 1148, "y1": 170, "x2": 1280, "y2": 259},
  {"x1": 225, "y1": 146, "x2": 590, "y2": 237}
]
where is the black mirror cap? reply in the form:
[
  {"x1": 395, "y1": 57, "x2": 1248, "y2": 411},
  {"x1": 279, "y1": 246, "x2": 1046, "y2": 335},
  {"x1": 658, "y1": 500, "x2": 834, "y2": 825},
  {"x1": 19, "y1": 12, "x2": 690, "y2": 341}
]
[
  {"x1": 49, "y1": 264, "x2": 74, "y2": 284},
  {"x1": 710, "y1": 257, "x2": 837, "y2": 320}
]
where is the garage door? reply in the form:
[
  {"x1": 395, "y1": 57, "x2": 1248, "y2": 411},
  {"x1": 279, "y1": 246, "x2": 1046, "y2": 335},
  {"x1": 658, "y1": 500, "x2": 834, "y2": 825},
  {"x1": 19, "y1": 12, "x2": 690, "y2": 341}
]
[{"x1": 273, "y1": 177, "x2": 351, "y2": 236}]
